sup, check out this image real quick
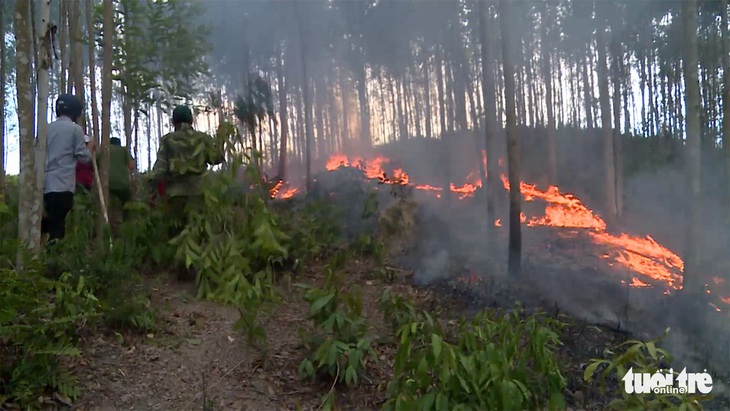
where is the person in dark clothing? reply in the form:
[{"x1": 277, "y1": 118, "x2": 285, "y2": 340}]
[
  {"x1": 101, "y1": 137, "x2": 135, "y2": 230},
  {"x1": 41, "y1": 94, "x2": 95, "y2": 244}
]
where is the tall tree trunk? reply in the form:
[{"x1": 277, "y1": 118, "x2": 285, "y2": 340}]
[
  {"x1": 540, "y1": 9, "x2": 558, "y2": 185},
  {"x1": 499, "y1": 0, "x2": 522, "y2": 277},
  {"x1": 596, "y1": 24, "x2": 618, "y2": 225},
  {"x1": 681, "y1": 0, "x2": 703, "y2": 294},
  {"x1": 314, "y1": 79, "x2": 325, "y2": 159},
  {"x1": 59, "y1": 0, "x2": 68, "y2": 94},
  {"x1": 721, "y1": 0, "x2": 730, "y2": 205},
  {"x1": 357, "y1": 65, "x2": 370, "y2": 148},
  {"x1": 424, "y1": 54, "x2": 432, "y2": 138},
  {"x1": 294, "y1": 2, "x2": 313, "y2": 192},
  {"x1": 69, "y1": 0, "x2": 85, "y2": 131},
  {"x1": 15, "y1": 0, "x2": 38, "y2": 258},
  {"x1": 86, "y1": 0, "x2": 100, "y2": 140},
  {"x1": 0, "y1": 0, "x2": 6, "y2": 202},
  {"x1": 610, "y1": 31, "x2": 624, "y2": 220},
  {"x1": 340, "y1": 72, "x2": 350, "y2": 151},
  {"x1": 478, "y1": 0, "x2": 498, "y2": 234},
  {"x1": 437, "y1": 49, "x2": 447, "y2": 138},
  {"x1": 30, "y1": 0, "x2": 52, "y2": 251},
  {"x1": 582, "y1": 54, "x2": 593, "y2": 128},
  {"x1": 436, "y1": 46, "x2": 451, "y2": 202},
  {"x1": 277, "y1": 53, "x2": 289, "y2": 179},
  {"x1": 99, "y1": 0, "x2": 114, "y2": 233}
]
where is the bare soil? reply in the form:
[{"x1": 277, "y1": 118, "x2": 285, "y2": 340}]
[{"x1": 72, "y1": 255, "x2": 628, "y2": 411}]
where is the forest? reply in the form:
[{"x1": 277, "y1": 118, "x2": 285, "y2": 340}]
[{"x1": 1, "y1": 0, "x2": 730, "y2": 409}]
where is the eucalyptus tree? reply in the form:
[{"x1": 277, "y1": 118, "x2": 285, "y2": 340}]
[
  {"x1": 0, "y1": 0, "x2": 7, "y2": 201},
  {"x1": 499, "y1": 0, "x2": 522, "y2": 278},
  {"x1": 31, "y1": 0, "x2": 52, "y2": 251},
  {"x1": 15, "y1": 0, "x2": 36, "y2": 259},
  {"x1": 682, "y1": 0, "x2": 703, "y2": 295}
]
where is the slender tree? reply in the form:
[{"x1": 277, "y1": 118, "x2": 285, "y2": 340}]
[
  {"x1": 15, "y1": 0, "x2": 36, "y2": 258},
  {"x1": 596, "y1": 16, "x2": 618, "y2": 225},
  {"x1": 0, "y1": 0, "x2": 6, "y2": 202},
  {"x1": 499, "y1": 0, "x2": 522, "y2": 277},
  {"x1": 681, "y1": 0, "x2": 703, "y2": 294},
  {"x1": 99, "y1": 0, "x2": 114, "y2": 232},
  {"x1": 478, "y1": 0, "x2": 498, "y2": 235}
]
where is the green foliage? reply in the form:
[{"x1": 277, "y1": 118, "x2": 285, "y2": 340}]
[
  {"x1": 278, "y1": 200, "x2": 344, "y2": 265},
  {"x1": 45, "y1": 190, "x2": 158, "y2": 332},
  {"x1": 0, "y1": 256, "x2": 99, "y2": 408},
  {"x1": 234, "y1": 74, "x2": 276, "y2": 136},
  {"x1": 171, "y1": 141, "x2": 289, "y2": 343},
  {"x1": 298, "y1": 268, "x2": 376, "y2": 389},
  {"x1": 385, "y1": 305, "x2": 567, "y2": 411},
  {"x1": 97, "y1": 0, "x2": 211, "y2": 114},
  {"x1": 378, "y1": 288, "x2": 417, "y2": 331},
  {"x1": 584, "y1": 328, "x2": 708, "y2": 410}
]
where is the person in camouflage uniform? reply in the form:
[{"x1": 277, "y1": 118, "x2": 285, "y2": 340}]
[{"x1": 150, "y1": 105, "x2": 224, "y2": 277}]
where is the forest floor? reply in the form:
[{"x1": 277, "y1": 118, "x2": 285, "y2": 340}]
[{"x1": 71, "y1": 253, "x2": 630, "y2": 411}]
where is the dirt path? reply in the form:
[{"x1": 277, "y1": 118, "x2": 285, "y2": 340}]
[
  {"x1": 74, "y1": 258, "x2": 414, "y2": 411},
  {"x1": 71, "y1": 259, "x2": 631, "y2": 411}
]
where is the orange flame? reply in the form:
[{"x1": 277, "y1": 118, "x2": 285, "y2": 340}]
[{"x1": 321, "y1": 153, "x2": 729, "y2": 308}]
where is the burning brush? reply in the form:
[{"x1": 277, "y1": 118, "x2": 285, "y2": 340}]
[{"x1": 315, "y1": 152, "x2": 730, "y2": 312}]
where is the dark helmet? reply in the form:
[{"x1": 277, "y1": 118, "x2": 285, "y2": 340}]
[
  {"x1": 172, "y1": 105, "x2": 194, "y2": 126},
  {"x1": 55, "y1": 94, "x2": 83, "y2": 122}
]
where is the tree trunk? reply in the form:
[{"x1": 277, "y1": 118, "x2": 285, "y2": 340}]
[
  {"x1": 59, "y1": 0, "x2": 68, "y2": 94},
  {"x1": 681, "y1": 0, "x2": 703, "y2": 294},
  {"x1": 540, "y1": 9, "x2": 558, "y2": 185},
  {"x1": 721, "y1": 0, "x2": 730, "y2": 205},
  {"x1": 478, "y1": 0, "x2": 498, "y2": 234},
  {"x1": 30, "y1": 0, "x2": 52, "y2": 252},
  {"x1": 499, "y1": 0, "x2": 522, "y2": 277},
  {"x1": 424, "y1": 54, "x2": 432, "y2": 138},
  {"x1": 277, "y1": 53, "x2": 289, "y2": 179},
  {"x1": 314, "y1": 79, "x2": 325, "y2": 159},
  {"x1": 436, "y1": 46, "x2": 450, "y2": 202},
  {"x1": 86, "y1": 0, "x2": 100, "y2": 140},
  {"x1": 15, "y1": 0, "x2": 38, "y2": 258},
  {"x1": 0, "y1": 0, "x2": 6, "y2": 202},
  {"x1": 357, "y1": 65, "x2": 370, "y2": 147},
  {"x1": 610, "y1": 31, "x2": 624, "y2": 220},
  {"x1": 99, "y1": 0, "x2": 114, "y2": 233},
  {"x1": 69, "y1": 0, "x2": 85, "y2": 131},
  {"x1": 294, "y1": 2, "x2": 313, "y2": 192},
  {"x1": 340, "y1": 72, "x2": 350, "y2": 151},
  {"x1": 582, "y1": 54, "x2": 593, "y2": 128},
  {"x1": 596, "y1": 25, "x2": 618, "y2": 225}
]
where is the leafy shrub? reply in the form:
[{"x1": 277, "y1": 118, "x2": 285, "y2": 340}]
[
  {"x1": 385, "y1": 306, "x2": 567, "y2": 411},
  {"x1": 584, "y1": 328, "x2": 708, "y2": 410},
  {"x1": 298, "y1": 269, "x2": 376, "y2": 389},
  {"x1": 44, "y1": 191, "x2": 157, "y2": 332},
  {"x1": 172, "y1": 146, "x2": 288, "y2": 343},
  {"x1": 0, "y1": 259, "x2": 99, "y2": 408}
]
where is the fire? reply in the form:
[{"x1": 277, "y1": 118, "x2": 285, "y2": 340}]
[
  {"x1": 320, "y1": 153, "x2": 730, "y2": 309},
  {"x1": 267, "y1": 178, "x2": 300, "y2": 200},
  {"x1": 501, "y1": 175, "x2": 606, "y2": 230}
]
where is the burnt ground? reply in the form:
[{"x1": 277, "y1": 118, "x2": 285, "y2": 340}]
[{"x1": 71, "y1": 254, "x2": 633, "y2": 411}]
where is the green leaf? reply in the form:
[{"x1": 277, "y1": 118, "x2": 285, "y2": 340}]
[
  {"x1": 583, "y1": 360, "x2": 605, "y2": 381},
  {"x1": 431, "y1": 333, "x2": 443, "y2": 359},
  {"x1": 310, "y1": 294, "x2": 334, "y2": 314}
]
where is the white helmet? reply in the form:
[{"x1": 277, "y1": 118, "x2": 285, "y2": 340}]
[{"x1": 84, "y1": 134, "x2": 91, "y2": 143}]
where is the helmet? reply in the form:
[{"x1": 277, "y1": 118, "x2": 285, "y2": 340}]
[
  {"x1": 172, "y1": 105, "x2": 194, "y2": 125},
  {"x1": 55, "y1": 94, "x2": 83, "y2": 122}
]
